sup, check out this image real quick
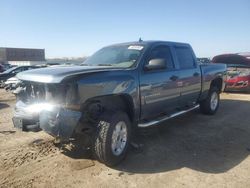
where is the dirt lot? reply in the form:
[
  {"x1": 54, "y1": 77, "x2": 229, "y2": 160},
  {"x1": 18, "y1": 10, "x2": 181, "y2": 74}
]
[{"x1": 0, "y1": 89, "x2": 250, "y2": 188}]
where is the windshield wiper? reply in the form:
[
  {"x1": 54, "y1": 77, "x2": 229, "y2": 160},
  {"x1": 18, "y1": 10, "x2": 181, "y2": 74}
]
[{"x1": 97, "y1": 64, "x2": 113, "y2": 66}]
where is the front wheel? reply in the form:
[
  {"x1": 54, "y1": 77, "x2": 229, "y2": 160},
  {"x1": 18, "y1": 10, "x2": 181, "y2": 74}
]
[
  {"x1": 92, "y1": 111, "x2": 131, "y2": 166},
  {"x1": 200, "y1": 87, "x2": 220, "y2": 115}
]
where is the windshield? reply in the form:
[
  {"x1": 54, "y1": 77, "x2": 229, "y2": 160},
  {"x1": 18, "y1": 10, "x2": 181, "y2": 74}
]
[
  {"x1": 2, "y1": 67, "x2": 18, "y2": 74},
  {"x1": 82, "y1": 45, "x2": 145, "y2": 68}
]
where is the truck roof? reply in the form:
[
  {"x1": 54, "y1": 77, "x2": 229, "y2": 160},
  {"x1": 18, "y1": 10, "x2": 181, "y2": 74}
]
[{"x1": 107, "y1": 40, "x2": 190, "y2": 48}]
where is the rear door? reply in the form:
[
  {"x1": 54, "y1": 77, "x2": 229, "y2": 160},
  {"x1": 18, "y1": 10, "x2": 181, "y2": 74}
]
[
  {"x1": 174, "y1": 46, "x2": 201, "y2": 107},
  {"x1": 139, "y1": 44, "x2": 181, "y2": 120}
]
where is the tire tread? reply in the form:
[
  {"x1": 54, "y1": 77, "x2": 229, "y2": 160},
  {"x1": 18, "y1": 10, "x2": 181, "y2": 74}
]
[{"x1": 92, "y1": 111, "x2": 130, "y2": 166}]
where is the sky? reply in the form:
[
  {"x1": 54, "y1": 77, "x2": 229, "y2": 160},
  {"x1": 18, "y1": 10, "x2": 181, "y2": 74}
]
[{"x1": 0, "y1": 0, "x2": 250, "y2": 58}]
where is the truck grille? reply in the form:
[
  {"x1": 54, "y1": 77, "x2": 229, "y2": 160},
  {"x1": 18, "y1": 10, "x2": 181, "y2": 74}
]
[{"x1": 21, "y1": 82, "x2": 66, "y2": 105}]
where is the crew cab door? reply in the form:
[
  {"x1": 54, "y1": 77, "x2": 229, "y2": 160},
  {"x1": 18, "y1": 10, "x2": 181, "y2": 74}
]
[
  {"x1": 139, "y1": 45, "x2": 181, "y2": 120},
  {"x1": 174, "y1": 46, "x2": 201, "y2": 107}
]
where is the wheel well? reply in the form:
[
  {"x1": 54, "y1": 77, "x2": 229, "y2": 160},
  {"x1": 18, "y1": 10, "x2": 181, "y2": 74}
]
[
  {"x1": 82, "y1": 94, "x2": 135, "y2": 123},
  {"x1": 210, "y1": 78, "x2": 223, "y2": 92}
]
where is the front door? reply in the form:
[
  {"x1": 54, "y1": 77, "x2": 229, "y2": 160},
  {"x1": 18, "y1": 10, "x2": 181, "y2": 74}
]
[{"x1": 139, "y1": 45, "x2": 181, "y2": 120}]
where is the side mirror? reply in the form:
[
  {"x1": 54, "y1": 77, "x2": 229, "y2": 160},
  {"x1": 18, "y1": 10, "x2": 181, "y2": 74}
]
[{"x1": 145, "y1": 58, "x2": 166, "y2": 71}]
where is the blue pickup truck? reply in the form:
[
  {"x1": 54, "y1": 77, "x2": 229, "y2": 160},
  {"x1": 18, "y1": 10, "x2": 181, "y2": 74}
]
[{"x1": 13, "y1": 41, "x2": 226, "y2": 166}]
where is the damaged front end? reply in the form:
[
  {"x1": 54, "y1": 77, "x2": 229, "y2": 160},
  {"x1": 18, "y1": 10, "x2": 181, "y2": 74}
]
[{"x1": 13, "y1": 81, "x2": 82, "y2": 142}]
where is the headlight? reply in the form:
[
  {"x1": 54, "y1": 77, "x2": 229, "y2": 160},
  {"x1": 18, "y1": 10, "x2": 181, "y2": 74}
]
[
  {"x1": 238, "y1": 70, "x2": 250, "y2": 77},
  {"x1": 25, "y1": 103, "x2": 55, "y2": 113}
]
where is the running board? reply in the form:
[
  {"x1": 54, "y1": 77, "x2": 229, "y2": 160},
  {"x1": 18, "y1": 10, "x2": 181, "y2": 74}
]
[{"x1": 138, "y1": 105, "x2": 200, "y2": 128}]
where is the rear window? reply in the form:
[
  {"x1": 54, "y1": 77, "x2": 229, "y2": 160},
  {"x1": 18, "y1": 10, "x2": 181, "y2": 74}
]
[{"x1": 175, "y1": 47, "x2": 195, "y2": 69}]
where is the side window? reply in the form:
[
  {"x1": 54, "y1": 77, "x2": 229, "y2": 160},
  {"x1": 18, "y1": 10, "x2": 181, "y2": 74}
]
[
  {"x1": 175, "y1": 47, "x2": 195, "y2": 69},
  {"x1": 147, "y1": 45, "x2": 174, "y2": 69}
]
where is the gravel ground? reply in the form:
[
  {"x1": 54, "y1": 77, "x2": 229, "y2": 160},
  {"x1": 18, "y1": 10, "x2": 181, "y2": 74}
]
[{"x1": 0, "y1": 89, "x2": 250, "y2": 188}]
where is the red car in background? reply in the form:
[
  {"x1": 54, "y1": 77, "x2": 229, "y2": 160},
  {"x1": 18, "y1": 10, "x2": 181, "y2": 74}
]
[{"x1": 212, "y1": 53, "x2": 250, "y2": 92}]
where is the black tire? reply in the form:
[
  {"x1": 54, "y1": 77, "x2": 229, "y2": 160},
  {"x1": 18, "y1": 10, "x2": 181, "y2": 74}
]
[
  {"x1": 92, "y1": 111, "x2": 131, "y2": 166},
  {"x1": 200, "y1": 87, "x2": 220, "y2": 115}
]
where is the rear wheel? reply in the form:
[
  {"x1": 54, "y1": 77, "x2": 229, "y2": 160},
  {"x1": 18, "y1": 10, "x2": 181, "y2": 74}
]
[
  {"x1": 200, "y1": 87, "x2": 220, "y2": 115},
  {"x1": 92, "y1": 111, "x2": 131, "y2": 166}
]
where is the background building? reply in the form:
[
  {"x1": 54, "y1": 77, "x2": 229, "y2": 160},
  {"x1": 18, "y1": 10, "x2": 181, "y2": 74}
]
[{"x1": 0, "y1": 47, "x2": 45, "y2": 66}]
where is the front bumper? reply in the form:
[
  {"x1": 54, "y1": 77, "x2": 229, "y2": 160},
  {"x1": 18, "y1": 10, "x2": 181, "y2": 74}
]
[
  {"x1": 13, "y1": 101, "x2": 82, "y2": 141},
  {"x1": 13, "y1": 101, "x2": 40, "y2": 131},
  {"x1": 225, "y1": 80, "x2": 250, "y2": 92},
  {"x1": 40, "y1": 108, "x2": 82, "y2": 141}
]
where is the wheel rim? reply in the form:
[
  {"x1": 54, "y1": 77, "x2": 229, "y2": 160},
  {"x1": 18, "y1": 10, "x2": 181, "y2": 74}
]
[
  {"x1": 210, "y1": 92, "x2": 218, "y2": 111},
  {"x1": 111, "y1": 121, "x2": 128, "y2": 156}
]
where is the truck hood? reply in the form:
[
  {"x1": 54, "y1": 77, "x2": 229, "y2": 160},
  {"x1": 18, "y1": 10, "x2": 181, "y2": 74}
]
[{"x1": 16, "y1": 65, "x2": 123, "y2": 83}]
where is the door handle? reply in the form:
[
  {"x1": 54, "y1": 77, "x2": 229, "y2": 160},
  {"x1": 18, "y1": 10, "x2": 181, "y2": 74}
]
[
  {"x1": 170, "y1": 75, "x2": 178, "y2": 81},
  {"x1": 193, "y1": 72, "x2": 200, "y2": 77}
]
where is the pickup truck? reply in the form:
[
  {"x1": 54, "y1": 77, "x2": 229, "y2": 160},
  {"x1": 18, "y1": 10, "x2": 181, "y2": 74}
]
[{"x1": 13, "y1": 41, "x2": 226, "y2": 166}]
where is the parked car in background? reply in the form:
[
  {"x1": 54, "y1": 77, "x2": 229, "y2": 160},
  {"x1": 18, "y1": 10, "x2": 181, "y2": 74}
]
[
  {"x1": 0, "y1": 66, "x2": 38, "y2": 87},
  {"x1": 13, "y1": 41, "x2": 226, "y2": 166},
  {"x1": 0, "y1": 64, "x2": 4, "y2": 73},
  {"x1": 4, "y1": 77, "x2": 21, "y2": 91},
  {"x1": 197, "y1": 58, "x2": 211, "y2": 64},
  {"x1": 212, "y1": 53, "x2": 250, "y2": 92},
  {"x1": 2, "y1": 63, "x2": 12, "y2": 71}
]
